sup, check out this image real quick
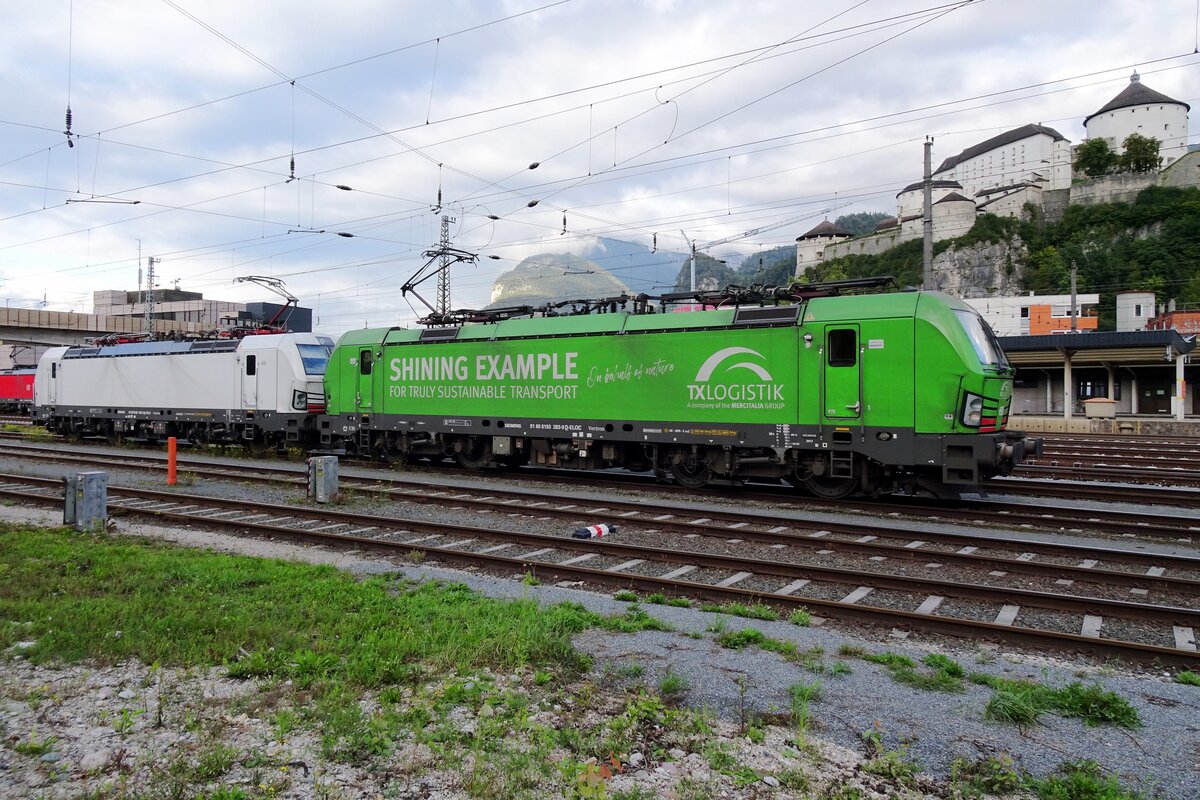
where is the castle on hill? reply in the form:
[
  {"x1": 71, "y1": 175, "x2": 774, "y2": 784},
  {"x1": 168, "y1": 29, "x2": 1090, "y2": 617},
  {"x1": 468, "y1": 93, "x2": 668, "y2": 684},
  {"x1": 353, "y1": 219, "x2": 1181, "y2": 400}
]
[{"x1": 795, "y1": 72, "x2": 1195, "y2": 277}]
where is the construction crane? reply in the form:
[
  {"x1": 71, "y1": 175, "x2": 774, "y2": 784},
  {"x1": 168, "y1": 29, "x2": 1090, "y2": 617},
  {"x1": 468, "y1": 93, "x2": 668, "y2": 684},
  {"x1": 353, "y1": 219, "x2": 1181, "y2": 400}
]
[
  {"x1": 234, "y1": 276, "x2": 298, "y2": 333},
  {"x1": 680, "y1": 204, "x2": 851, "y2": 291}
]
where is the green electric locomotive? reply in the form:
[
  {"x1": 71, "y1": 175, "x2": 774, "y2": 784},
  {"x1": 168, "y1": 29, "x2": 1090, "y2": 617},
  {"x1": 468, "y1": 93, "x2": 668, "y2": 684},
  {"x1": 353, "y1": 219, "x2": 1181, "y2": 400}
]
[{"x1": 319, "y1": 282, "x2": 1036, "y2": 498}]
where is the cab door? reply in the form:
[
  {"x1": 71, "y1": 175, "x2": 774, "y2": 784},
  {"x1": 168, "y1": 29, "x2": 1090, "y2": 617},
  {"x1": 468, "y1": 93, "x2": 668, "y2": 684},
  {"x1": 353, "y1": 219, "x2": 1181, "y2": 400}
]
[
  {"x1": 821, "y1": 326, "x2": 861, "y2": 421},
  {"x1": 356, "y1": 348, "x2": 374, "y2": 413},
  {"x1": 241, "y1": 353, "x2": 258, "y2": 409}
]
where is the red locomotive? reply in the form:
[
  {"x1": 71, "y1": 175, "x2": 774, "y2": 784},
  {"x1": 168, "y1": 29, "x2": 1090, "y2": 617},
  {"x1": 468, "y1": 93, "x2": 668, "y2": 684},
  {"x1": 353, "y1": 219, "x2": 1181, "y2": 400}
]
[{"x1": 0, "y1": 369, "x2": 35, "y2": 414}]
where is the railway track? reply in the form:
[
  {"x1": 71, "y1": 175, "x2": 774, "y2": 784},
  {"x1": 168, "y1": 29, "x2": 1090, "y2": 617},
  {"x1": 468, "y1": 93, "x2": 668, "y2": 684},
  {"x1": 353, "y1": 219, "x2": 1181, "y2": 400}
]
[
  {"x1": 0, "y1": 440, "x2": 1197, "y2": 544},
  {"x1": 7, "y1": 427, "x2": 1200, "y2": 501},
  {"x1": 1039, "y1": 432, "x2": 1200, "y2": 448},
  {"x1": 0, "y1": 471, "x2": 1195, "y2": 666},
  {"x1": 1024, "y1": 432, "x2": 1200, "y2": 473},
  {"x1": 1011, "y1": 462, "x2": 1200, "y2": 489}
]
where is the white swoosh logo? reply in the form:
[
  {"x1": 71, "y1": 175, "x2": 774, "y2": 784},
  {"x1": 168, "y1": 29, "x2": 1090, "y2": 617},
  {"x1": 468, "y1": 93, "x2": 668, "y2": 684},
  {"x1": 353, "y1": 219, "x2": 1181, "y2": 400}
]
[{"x1": 695, "y1": 347, "x2": 774, "y2": 382}]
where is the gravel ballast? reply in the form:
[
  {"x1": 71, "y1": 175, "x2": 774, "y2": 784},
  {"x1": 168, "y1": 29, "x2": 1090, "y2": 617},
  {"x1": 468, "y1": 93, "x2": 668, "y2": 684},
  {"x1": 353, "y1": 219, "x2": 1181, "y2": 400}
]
[
  {"x1": 0, "y1": 503, "x2": 1196, "y2": 798},
  {"x1": 0, "y1": 453, "x2": 1198, "y2": 798}
]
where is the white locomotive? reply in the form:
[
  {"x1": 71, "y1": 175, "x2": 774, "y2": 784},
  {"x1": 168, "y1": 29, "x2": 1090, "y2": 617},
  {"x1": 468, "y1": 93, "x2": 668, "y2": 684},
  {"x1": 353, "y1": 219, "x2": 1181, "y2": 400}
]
[{"x1": 33, "y1": 333, "x2": 334, "y2": 447}]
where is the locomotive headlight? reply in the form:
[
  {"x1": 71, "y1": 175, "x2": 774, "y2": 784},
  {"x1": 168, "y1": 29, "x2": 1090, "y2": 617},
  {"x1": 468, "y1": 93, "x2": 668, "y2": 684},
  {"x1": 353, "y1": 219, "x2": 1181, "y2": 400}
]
[{"x1": 961, "y1": 393, "x2": 983, "y2": 427}]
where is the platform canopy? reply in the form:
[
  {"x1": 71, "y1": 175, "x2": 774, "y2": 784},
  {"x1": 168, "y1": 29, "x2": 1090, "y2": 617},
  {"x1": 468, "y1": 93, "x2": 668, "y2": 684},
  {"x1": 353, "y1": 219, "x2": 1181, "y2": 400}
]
[{"x1": 997, "y1": 329, "x2": 1195, "y2": 367}]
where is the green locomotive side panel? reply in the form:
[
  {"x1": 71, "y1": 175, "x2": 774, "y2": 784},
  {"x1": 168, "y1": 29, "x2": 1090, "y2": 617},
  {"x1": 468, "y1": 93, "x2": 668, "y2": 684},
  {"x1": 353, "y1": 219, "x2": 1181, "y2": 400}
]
[{"x1": 373, "y1": 325, "x2": 800, "y2": 425}]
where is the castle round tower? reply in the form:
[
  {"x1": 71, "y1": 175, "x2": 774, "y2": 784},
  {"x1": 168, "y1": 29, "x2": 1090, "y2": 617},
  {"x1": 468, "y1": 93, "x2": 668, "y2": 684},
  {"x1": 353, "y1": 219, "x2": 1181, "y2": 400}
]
[{"x1": 1084, "y1": 71, "x2": 1190, "y2": 166}]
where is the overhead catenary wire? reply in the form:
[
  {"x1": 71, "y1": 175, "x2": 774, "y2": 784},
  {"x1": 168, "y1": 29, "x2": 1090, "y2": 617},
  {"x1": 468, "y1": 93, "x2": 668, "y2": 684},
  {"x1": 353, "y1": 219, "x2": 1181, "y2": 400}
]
[
  {"x1": 5, "y1": 42, "x2": 1191, "y2": 245},
  {"x1": 4, "y1": 4, "x2": 1194, "y2": 324}
]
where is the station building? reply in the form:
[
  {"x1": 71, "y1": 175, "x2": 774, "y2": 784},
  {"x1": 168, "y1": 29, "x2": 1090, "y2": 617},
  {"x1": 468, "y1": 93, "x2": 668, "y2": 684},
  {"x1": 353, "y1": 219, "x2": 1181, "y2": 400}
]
[
  {"x1": 970, "y1": 289, "x2": 1198, "y2": 430},
  {"x1": 965, "y1": 293, "x2": 1101, "y2": 336}
]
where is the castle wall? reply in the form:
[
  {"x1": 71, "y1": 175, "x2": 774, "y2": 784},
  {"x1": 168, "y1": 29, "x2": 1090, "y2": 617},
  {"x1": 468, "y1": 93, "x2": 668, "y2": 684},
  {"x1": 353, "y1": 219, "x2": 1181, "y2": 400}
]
[
  {"x1": 931, "y1": 200, "x2": 976, "y2": 240},
  {"x1": 794, "y1": 235, "x2": 847, "y2": 277},
  {"x1": 1068, "y1": 172, "x2": 1157, "y2": 206},
  {"x1": 821, "y1": 228, "x2": 914, "y2": 261},
  {"x1": 977, "y1": 186, "x2": 1040, "y2": 219},
  {"x1": 1158, "y1": 150, "x2": 1200, "y2": 187},
  {"x1": 1040, "y1": 188, "x2": 1071, "y2": 222}
]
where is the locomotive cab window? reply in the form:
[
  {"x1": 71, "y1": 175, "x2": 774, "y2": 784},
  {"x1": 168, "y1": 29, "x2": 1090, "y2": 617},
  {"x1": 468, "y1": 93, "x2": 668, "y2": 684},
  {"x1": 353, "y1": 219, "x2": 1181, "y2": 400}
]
[
  {"x1": 297, "y1": 344, "x2": 331, "y2": 376},
  {"x1": 827, "y1": 329, "x2": 857, "y2": 367},
  {"x1": 952, "y1": 309, "x2": 1008, "y2": 368},
  {"x1": 359, "y1": 349, "x2": 373, "y2": 376},
  {"x1": 245, "y1": 355, "x2": 256, "y2": 376}
]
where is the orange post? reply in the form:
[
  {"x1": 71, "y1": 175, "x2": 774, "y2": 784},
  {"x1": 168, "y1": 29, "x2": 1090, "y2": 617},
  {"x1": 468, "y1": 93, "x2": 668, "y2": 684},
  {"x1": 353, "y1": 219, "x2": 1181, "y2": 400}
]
[{"x1": 167, "y1": 436, "x2": 177, "y2": 486}]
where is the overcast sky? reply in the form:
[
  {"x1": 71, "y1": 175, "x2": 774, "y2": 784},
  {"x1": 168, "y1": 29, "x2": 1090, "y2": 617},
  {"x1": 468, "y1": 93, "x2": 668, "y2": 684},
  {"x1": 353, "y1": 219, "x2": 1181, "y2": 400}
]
[{"x1": 1, "y1": 0, "x2": 1196, "y2": 334}]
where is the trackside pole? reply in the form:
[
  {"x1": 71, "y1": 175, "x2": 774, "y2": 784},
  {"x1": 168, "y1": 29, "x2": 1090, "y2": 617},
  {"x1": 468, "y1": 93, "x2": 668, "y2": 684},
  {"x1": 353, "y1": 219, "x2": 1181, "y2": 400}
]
[{"x1": 167, "y1": 437, "x2": 177, "y2": 486}]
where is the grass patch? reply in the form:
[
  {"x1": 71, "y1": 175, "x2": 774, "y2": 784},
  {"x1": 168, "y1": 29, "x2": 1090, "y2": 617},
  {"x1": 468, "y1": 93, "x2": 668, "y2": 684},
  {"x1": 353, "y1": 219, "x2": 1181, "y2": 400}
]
[
  {"x1": 970, "y1": 674, "x2": 1140, "y2": 729},
  {"x1": 698, "y1": 601, "x2": 779, "y2": 620},
  {"x1": 716, "y1": 628, "x2": 768, "y2": 650},
  {"x1": 789, "y1": 680, "x2": 821, "y2": 737},
  {"x1": 950, "y1": 754, "x2": 1021, "y2": 797},
  {"x1": 1176, "y1": 670, "x2": 1200, "y2": 687},
  {"x1": 857, "y1": 651, "x2": 966, "y2": 693},
  {"x1": 0, "y1": 524, "x2": 645, "y2": 775},
  {"x1": 713, "y1": 627, "x2": 828, "y2": 674},
  {"x1": 597, "y1": 602, "x2": 673, "y2": 633},
  {"x1": 11, "y1": 732, "x2": 57, "y2": 756},
  {"x1": 0, "y1": 526, "x2": 736, "y2": 790},
  {"x1": 788, "y1": 608, "x2": 812, "y2": 626},
  {"x1": 0, "y1": 526, "x2": 604, "y2": 678},
  {"x1": 1027, "y1": 760, "x2": 1143, "y2": 799},
  {"x1": 609, "y1": 662, "x2": 645, "y2": 680},
  {"x1": 659, "y1": 672, "x2": 688, "y2": 696},
  {"x1": 613, "y1": 590, "x2": 638, "y2": 602},
  {"x1": 862, "y1": 651, "x2": 915, "y2": 669}
]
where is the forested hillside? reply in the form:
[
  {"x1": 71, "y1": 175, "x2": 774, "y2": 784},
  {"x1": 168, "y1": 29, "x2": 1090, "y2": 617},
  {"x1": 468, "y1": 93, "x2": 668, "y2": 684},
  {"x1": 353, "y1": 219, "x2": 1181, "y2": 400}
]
[{"x1": 806, "y1": 186, "x2": 1200, "y2": 329}]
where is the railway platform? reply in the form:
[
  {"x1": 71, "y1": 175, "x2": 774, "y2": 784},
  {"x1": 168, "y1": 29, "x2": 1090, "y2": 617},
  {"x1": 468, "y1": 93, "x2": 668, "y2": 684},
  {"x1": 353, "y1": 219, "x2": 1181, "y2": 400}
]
[{"x1": 1012, "y1": 414, "x2": 1200, "y2": 437}]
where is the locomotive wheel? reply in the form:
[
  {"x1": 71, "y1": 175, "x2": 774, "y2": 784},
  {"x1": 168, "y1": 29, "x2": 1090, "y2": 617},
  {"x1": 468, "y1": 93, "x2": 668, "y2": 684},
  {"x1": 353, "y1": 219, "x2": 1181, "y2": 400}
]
[
  {"x1": 454, "y1": 439, "x2": 492, "y2": 470},
  {"x1": 671, "y1": 462, "x2": 711, "y2": 489},
  {"x1": 802, "y1": 474, "x2": 860, "y2": 499},
  {"x1": 375, "y1": 439, "x2": 396, "y2": 465}
]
